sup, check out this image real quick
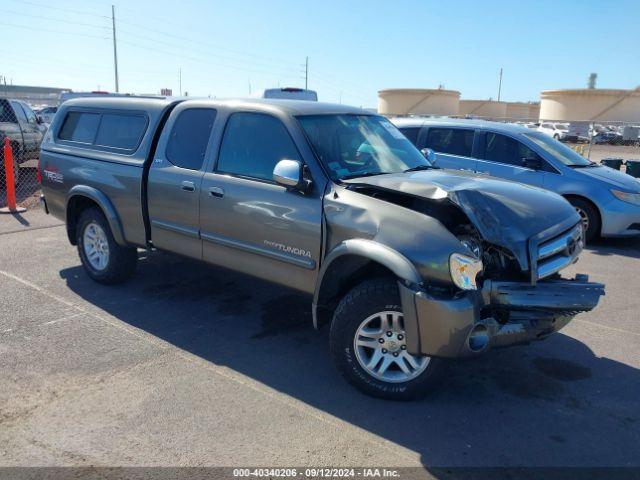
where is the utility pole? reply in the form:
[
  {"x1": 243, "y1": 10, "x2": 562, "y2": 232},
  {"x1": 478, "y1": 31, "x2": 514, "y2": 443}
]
[
  {"x1": 497, "y1": 67, "x2": 503, "y2": 102},
  {"x1": 305, "y1": 56, "x2": 309, "y2": 90},
  {"x1": 111, "y1": 5, "x2": 119, "y2": 92}
]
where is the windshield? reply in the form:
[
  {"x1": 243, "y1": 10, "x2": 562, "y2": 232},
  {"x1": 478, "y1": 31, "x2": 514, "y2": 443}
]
[
  {"x1": 555, "y1": 124, "x2": 568, "y2": 130},
  {"x1": 524, "y1": 132, "x2": 593, "y2": 166},
  {"x1": 298, "y1": 114, "x2": 430, "y2": 180}
]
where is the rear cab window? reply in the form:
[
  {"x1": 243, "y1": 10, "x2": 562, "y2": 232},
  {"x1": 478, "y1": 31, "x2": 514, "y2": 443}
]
[
  {"x1": 425, "y1": 128, "x2": 474, "y2": 157},
  {"x1": 57, "y1": 110, "x2": 148, "y2": 153},
  {"x1": 165, "y1": 108, "x2": 217, "y2": 170}
]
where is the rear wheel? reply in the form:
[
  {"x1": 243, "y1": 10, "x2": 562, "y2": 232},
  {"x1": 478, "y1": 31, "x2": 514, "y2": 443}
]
[
  {"x1": 330, "y1": 278, "x2": 445, "y2": 400},
  {"x1": 567, "y1": 197, "x2": 600, "y2": 242},
  {"x1": 76, "y1": 207, "x2": 138, "y2": 284}
]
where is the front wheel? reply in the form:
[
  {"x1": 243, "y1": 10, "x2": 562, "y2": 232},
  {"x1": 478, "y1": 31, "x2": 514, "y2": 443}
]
[
  {"x1": 567, "y1": 197, "x2": 600, "y2": 242},
  {"x1": 330, "y1": 278, "x2": 445, "y2": 400},
  {"x1": 76, "y1": 207, "x2": 138, "y2": 284}
]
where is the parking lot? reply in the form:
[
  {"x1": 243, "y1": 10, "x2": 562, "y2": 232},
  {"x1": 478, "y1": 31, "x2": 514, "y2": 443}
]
[{"x1": 1, "y1": 209, "x2": 639, "y2": 471}]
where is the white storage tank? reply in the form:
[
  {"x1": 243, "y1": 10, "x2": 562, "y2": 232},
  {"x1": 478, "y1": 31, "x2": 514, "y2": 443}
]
[
  {"x1": 540, "y1": 89, "x2": 640, "y2": 122},
  {"x1": 505, "y1": 102, "x2": 533, "y2": 120},
  {"x1": 459, "y1": 99, "x2": 507, "y2": 119},
  {"x1": 377, "y1": 88, "x2": 460, "y2": 116}
]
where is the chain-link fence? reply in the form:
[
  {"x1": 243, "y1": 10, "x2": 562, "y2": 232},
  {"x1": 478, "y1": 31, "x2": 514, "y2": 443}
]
[{"x1": 0, "y1": 98, "x2": 43, "y2": 210}]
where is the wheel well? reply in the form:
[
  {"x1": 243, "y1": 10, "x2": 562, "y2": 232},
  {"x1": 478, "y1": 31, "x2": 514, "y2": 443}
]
[
  {"x1": 315, "y1": 255, "x2": 397, "y2": 328},
  {"x1": 563, "y1": 194, "x2": 602, "y2": 233},
  {"x1": 66, "y1": 196, "x2": 101, "y2": 245}
]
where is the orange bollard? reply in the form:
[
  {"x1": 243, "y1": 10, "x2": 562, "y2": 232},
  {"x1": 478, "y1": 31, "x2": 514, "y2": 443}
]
[{"x1": 1, "y1": 137, "x2": 26, "y2": 214}]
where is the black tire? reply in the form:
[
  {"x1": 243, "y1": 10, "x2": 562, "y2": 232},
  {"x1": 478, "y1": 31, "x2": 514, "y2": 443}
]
[
  {"x1": 567, "y1": 197, "x2": 600, "y2": 242},
  {"x1": 553, "y1": 134, "x2": 560, "y2": 140},
  {"x1": 329, "y1": 278, "x2": 445, "y2": 401},
  {"x1": 76, "y1": 207, "x2": 138, "y2": 284}
]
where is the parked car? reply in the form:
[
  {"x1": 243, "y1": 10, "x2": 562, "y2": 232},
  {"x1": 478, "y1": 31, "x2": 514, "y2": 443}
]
[
  {"x1": 0, "y1": 97, "x2": 45, "y2": 176},
  {"x1": 37, "y1": 106, "x2": 58, "y2": 124},
  {"x1": 538, "y1": 122, "x2": 569, "y2": 140},
  {"x1": 593, "y1": 130, "x2": 620, "y2": 144},
  {"x1": 393, "y1": 117, "x2": 640, "y2": 241},
  {"x1": 40, "y1": 98, "x2": 604, "y2": 400}
]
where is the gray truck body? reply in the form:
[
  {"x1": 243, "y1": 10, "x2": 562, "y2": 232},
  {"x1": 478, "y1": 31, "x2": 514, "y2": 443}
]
[
  {"x1": 0, "y1": 98, "x2": 45, "y2": 169},
  {"x1": 40, "y1": 97, "x2": 603, "y2": 364}
]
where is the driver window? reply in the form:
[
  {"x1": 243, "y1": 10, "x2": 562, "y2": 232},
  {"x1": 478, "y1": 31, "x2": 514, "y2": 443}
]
[
  {"x1": 484, "y1": 132, "x2": 540, "y2": 167},
  {"x1": 217, "y1": 112, "x2": 301, "y2": 181}
]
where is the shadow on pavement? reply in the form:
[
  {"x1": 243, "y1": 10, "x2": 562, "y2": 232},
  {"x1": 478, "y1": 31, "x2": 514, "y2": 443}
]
[
  {"x1": 59, "y1": 251, "x2": 640, "y2": 469},
  {"x1": 586, "y1": 236, "x2": 640, "y2": 259}
]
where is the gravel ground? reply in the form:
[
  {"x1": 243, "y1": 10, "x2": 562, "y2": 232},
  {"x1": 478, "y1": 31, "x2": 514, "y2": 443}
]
[{"x1": 1, "y1": 210, "x2": 639, "y2": 473}]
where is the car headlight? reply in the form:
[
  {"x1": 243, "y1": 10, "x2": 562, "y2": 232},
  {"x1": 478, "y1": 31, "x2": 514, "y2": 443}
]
[
  {"x1": 449, "y1": 253, "x2": 483, "y2": 290},
  {"x1": 611, "y1": 189, "x2": 640, "y2": 206}
]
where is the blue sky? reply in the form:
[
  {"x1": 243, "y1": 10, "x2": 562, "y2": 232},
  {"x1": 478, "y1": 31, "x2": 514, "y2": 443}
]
[{"x1": 2, "y1": 0, "x2": 639, "y2": 107}]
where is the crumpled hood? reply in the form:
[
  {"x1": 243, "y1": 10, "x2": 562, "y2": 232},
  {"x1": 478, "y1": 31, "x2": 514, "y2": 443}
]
[
  {"x1": 573, "y1": 165, "x2": 640, "y2": 192},
  {"x1": 344, "y1": 169, "x2": 580, "y2": 270}
]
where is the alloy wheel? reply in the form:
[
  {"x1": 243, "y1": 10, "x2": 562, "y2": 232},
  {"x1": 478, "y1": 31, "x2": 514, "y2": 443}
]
[
  {"x1": 353, "y1": 311, "x2": 430, "y2": 383},
  {"x1": 83, "y1": 222, "x2": 110, "y2": 271}
]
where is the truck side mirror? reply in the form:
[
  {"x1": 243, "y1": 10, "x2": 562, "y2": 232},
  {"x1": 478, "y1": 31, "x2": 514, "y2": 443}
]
[
  {"x1": 421, "y1": 148, "x2": 436, "y2": 164},
  {"x1": 273, "y1": 159, "x2": 312, "y2": 192}
]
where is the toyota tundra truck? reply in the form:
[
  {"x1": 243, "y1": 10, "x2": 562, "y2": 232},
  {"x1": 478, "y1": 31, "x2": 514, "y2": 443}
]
[{"x1": 39, "y1": 97, "x2": 604, "y2": 400}]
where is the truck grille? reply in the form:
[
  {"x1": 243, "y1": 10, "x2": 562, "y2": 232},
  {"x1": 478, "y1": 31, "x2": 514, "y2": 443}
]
[{"x1": 533, "y1": 223, "x2": 583, "y2": 281}]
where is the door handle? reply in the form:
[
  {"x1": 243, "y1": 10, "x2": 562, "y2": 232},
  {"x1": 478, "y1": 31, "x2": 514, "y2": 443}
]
[
  {"x1": 208, "y1": 186, "x2": 225, "y2": 198},
  {"x1": 181, "y1": 181, "x2": 196, "y2": 192}
]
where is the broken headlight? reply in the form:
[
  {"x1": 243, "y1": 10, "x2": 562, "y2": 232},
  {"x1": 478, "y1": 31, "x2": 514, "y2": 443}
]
[{"x1": 449, "y1": 253, "x2": 483, "y2": 290}]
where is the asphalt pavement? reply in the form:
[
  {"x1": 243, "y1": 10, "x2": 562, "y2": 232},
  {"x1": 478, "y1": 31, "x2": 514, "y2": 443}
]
[{"x1": 1, "y1": 209, "x2": 639, "y2": 473}]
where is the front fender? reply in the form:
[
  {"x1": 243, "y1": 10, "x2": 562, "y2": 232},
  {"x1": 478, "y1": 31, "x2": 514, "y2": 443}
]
[
  {"x1": 312, "y1": 239, "x2": 422, "y2": 328},
  {"x1": 66, "y1": 185, "x2": 127, "y2": 246}
]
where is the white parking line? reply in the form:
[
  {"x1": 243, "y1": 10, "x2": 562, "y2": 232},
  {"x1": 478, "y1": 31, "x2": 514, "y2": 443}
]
[
  {"x1": 41, "y1": 312, "x2": 85, "y2": 326},
  {"x1": 0, "y1": 269, "x2": 420, "y2": 464},
  {"x1": 574, "y1": 318, "x2": 640, "y2": 337}
]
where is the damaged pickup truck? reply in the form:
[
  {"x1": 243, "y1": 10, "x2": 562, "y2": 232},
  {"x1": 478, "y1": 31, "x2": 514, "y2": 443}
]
[{"x1": 40, "y1": 98, "x2": 605, "y2": 400}]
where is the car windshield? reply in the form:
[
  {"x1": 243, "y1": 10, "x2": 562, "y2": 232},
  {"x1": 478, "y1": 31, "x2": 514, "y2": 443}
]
[
  {"x1": 524, "y1": 132, "x2": 593, "y2": 166},
  {"x1": 556, "y1": 124, "x2": 568, "y2": 130},
  {"x1": 298, "y1": 114, "x2": 431, "y2": 181}
]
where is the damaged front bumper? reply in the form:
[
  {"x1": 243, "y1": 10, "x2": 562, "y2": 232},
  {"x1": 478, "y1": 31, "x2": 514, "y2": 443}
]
[{"x1": 399, "y1": 275, "x2": 605, "y2": 358}]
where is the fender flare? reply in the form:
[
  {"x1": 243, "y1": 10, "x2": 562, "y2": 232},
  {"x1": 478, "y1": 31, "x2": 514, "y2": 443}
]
[
  {"x1": 312, "y1": 239, "x2": 422, "y2": 328},
  {"x1": 66, "y1": 185, "x2": 127, "y2": 246}
]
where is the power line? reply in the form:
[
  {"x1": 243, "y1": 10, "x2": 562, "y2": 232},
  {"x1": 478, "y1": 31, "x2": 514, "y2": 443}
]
[
  {"x1": 5, "y1": 0, "x2": 373, "y2": 101},
  {"x1": 116, "y1": 38, "x2": 301, "y2": 81},
  {"x1": 7, "y1": 0, "x2": 110, "y2": 18},
  {"x1": 115, "y1": 19, "x2": 302, "y2": 72},
  {"x1": 115, "y1": 29, "x2": 302, "y2": 78},
  {"x1": 4, "y1": 9, "x2": 110, "y2": 29},
  {"x1": 3, "y1": 22, "x2": 110, "y2": 40}
]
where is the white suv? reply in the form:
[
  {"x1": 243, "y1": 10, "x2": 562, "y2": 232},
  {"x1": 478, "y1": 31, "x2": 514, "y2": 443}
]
[{"x1": 538, "y1": 122, "x2": 569, "y2": 140}]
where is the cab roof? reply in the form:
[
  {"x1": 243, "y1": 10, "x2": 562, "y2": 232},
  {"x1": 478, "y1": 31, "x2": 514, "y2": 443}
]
[{"x1": 62, "y1": 96, "x2": 371, "y2": 117}]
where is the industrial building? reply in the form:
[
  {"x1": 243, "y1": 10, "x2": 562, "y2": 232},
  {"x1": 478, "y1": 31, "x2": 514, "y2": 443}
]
[
  {"x1": 0, "y1": 84, "x2": 70, "y2": 107},
  {"x1": 377, "y1": 88, "x2": 460, "y2": 116},
  {"x1": 540, "y1": 88, "x2": 640, "y2": 122}
]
